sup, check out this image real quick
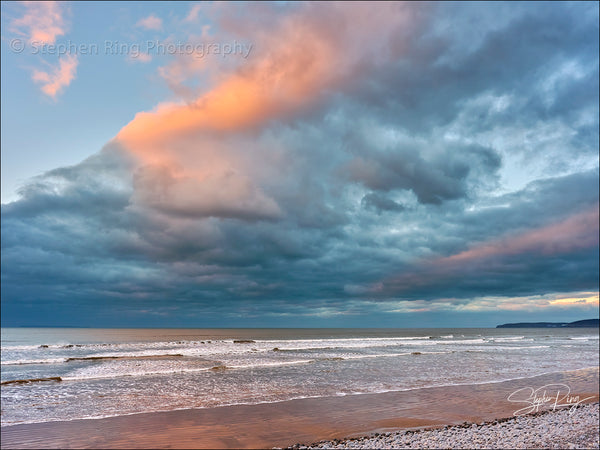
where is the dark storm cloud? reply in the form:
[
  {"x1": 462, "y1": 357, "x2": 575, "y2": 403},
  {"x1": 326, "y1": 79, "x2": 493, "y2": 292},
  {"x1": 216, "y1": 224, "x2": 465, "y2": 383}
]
[
  {"x1": 354, "y1": 2, "x2": 598, "y2": 131},
  {"x1": 1, "y1": 2, "x2": 598, "y2": 326},
  {"x1": 343, "y1": 141, "x2": 501, "y2": 204},
  {"x1": 361, "y1": 193, "x2": 405, "y2": 214}
]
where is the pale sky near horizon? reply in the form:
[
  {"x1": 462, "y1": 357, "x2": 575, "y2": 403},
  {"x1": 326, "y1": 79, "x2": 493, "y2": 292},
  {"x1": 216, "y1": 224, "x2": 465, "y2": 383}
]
[{"x1": 1, "y1": 1, "x2": 598, "y2": 327}]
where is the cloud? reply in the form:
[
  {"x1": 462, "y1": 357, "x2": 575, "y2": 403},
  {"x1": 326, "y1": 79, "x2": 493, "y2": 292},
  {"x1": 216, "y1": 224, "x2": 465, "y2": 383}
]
[
  {"x1": 136, "y1": 14, "x2": 163, "y2": 31},
  {"x1": 32, "y1": 54, "x2": 78, "y2": 99},
  {"x1": 129, "y1": 52, "x2": 152, "y2": 63},
  {"x1": 131, "y1": 164, "x2": 282, "y2": 220},
  {"x1": 442, "y1": 205, "x2": 599, "y2": 263},
  {"x1": 383, "y1": 291, "x2": 599, "y2": 314},
  {"x1": 2, "y1": 2, "x2": 598, "y2": 326},
  {"x1": 10, "y1": 1, "x2": 67, "y2": 44},
  {"x1": 125, "y1": 2, "x2": 422, "y2": 141},
  {"x1": 379, "y1": 184, "x2": 599, "y2": 301},
  {"x1": 184, "y1": 4, "x2": 203, "y2": 23},
  {"x1": 8, "y1": 1, "x2": 77, "y2": 98},
  {"x1": 343, "y1": 137, "x2": 501, "y2": 205},
  {"x1": 113, "y1": 3, "x2": 427, "y2": 221},
  {"x1": 361, "y1": 193, "x2": 405, "y2": 215}
]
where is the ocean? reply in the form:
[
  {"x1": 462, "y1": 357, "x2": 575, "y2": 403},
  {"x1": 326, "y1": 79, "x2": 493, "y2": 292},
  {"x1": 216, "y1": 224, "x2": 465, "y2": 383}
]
[{"x1": 1, "y1": 327, "x2": 598, "y2": 427}]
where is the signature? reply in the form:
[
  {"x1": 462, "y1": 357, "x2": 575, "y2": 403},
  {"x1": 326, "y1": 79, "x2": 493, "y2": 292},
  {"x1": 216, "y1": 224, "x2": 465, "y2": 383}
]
[{"x1": 507, "y1": 383, "x2": 597, "y2": 416}]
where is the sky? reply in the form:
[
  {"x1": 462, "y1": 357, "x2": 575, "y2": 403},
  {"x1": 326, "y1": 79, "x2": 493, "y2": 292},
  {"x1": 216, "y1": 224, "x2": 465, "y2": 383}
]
[{"x1": 1, "y1": 1, "x2": 598, "y2": 328}]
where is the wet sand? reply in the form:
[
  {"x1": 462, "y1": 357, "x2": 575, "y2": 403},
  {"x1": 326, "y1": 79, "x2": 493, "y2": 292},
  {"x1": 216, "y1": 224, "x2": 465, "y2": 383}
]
[{"x1": 1, "y1": 367, "x2": 598, "y2": 449}]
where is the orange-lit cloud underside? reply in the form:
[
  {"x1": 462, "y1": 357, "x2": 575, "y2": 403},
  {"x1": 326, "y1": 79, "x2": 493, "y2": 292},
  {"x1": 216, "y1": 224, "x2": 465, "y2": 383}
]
[
  {"x1": 383, "y1": 204, "x2": 599, "y2": 294},
  {"x1": 385, "y1": 292, "x2": 599, "y2": 314},
  {"x1": 442, "y1": 204, "x2": 599, "y2": 264},
  {"x1": 115, "y1": 2, "x2": 414, "y2": 163},
  {"x1": 116, "y1": 21, "x2": 337, "y2": 155},
  {"x1": 548, "y1": 292, "x2": 599, "y2": 307},
  {"x1": 111, "y1": 3, "x2": 415, "y2": 219}
]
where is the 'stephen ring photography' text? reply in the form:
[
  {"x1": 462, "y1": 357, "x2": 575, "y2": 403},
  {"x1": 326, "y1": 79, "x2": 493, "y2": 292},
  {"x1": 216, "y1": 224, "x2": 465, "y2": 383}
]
[{"x1": 9, "y1": 39, "x2": 253, "y2": 59}]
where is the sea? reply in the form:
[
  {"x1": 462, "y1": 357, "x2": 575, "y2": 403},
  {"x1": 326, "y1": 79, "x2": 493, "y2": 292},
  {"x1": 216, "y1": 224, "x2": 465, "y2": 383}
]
[{"x1": 1, "y1": 327, "x2": 598, "y2": 427}]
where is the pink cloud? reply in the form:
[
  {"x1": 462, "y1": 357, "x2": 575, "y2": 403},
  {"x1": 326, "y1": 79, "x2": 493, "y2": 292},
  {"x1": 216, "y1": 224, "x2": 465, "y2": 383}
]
[
  {"x1": 442, "y1": 205, "x2": 599, "y2": 264},
  {"x1": 10, "y1": 1, "x2": 76, "y2": 98},
  {"x1": 119, "y1": 2, "x2": 420, "y2": 147},
  {"x1": 11, "y1": 1, "x2": 67, "y2": 45},
  {"x1": 112, "y1": 3, "x2": 424, "y2": 220},
  {"x1": 136, "y1": 14, "x2": 163, "y2": 31},
  {"x1": 382, "y1": 205, "x2": 599, "y2": 294},
  {"x1": 32, "y1": 54, "x2": 78, "y2": 99},
  {"x1": 131, "y1": 164, "x2": 282, "y2": 220},
  {"x1": 184, "y1": 4, "x2": 203, "y2": 23}
]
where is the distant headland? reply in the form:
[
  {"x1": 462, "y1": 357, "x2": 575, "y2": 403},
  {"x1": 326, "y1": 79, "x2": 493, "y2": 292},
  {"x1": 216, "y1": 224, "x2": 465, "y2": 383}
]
[{"x1": 496, "y1": 318, "x2": 599, "y2": 328}]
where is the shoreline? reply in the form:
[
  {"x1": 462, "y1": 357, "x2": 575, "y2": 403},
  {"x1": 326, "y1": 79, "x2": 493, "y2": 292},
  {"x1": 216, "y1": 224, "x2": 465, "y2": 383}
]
[
  {"x1": 3, "y1": 365, "x2": 598, "y2": 428},
  {"x1": 1, "y1": 367, "x2": 598, "y2": 449}
]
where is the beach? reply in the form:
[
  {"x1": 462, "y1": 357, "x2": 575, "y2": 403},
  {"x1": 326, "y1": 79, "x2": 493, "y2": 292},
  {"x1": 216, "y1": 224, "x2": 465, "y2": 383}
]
[
  {"x1": 1, "y1": 367, "x2": 598, "y2": 449},
  {"x1": 2, "y1": 328, "x2": 598, "y2": 448},
  {"x1": 294, "y1": 402, "x2": 599, "y2": 449}
]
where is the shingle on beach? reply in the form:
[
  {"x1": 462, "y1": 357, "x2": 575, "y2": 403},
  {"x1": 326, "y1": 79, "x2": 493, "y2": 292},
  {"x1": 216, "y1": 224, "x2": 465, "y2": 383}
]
[{"x1": 290, "y1": 402, "x2": 600, "y2": 450}]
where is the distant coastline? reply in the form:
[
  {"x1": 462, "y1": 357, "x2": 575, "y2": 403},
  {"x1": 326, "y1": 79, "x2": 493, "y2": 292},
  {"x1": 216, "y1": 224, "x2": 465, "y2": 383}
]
[{"x1": 496, "y1": 318, "x2": 599, "y2": 328}]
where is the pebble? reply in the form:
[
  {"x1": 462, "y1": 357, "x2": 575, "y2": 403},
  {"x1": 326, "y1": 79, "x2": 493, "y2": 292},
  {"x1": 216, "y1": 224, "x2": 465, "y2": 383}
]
[{"x1": 289, "y1": 402, "x2": 599, "y2": 449}]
